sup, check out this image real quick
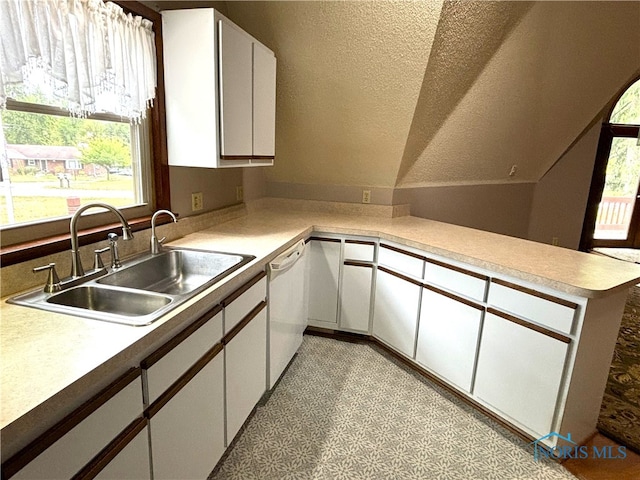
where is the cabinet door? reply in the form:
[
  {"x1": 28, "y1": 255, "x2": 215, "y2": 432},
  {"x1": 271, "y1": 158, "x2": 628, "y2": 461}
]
[
  {"x1": 149, "y1": 351, "x2": 225, "y2": 480},
  {"x1": 253, "y1": 42, "x2": 276, "y2": 157},
  {"x1": 162, "y1": 9, "x2": 218, "y2": 168},
  {"x1": 218, "y1": 18, "x2": 253, "y2": 157},
  {"x1": 372, "y1": 269, "x2": 421, "y2": 358},
  {"x1": 95, "y1": 424, "x2": 151, "y2": 480},
  {"x1": 225, "y1": 305, "x2": 267, "y2": 443},
  {"x1": 416, "y1": 288, "x2": 483, "y2": 392},
  {"x1": 339, "y1": 263, "x2": 372, "y2": 333},
  {"x1": 474, "y1": 311, "x2": 570, "y2": 437},
  {"x1": 307, "y1": 239, "x2": 341, "y2": 327}
]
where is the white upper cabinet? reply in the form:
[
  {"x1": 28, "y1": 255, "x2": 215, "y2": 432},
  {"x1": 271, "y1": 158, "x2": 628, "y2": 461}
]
[
  {"x1": 162, "y1": 9, "x2": 218, "y2": 168},
  {"x1": 252, "y1": 42, "x2": 277, "y2": 158},
  {"x1": 218, "y1": 18, "x2": 253, "y2": 158},
  {"x1": 162, "y1": 9, "x2": 276, "y2": 168}
]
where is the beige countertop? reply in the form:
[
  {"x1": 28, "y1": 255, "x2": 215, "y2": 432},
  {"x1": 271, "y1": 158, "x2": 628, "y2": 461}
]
[{"x1": 3, "y1": 203, "x2": 640, "y2": 459}]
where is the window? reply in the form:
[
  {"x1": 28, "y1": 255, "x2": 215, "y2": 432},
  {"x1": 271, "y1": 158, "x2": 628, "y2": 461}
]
[
  {"x1": 581, "y1": 78, "x2": 640, "y2": 250},
  {"x1": 1, "y1": 97, "x2": 152, "y2": 229},
  {"x1": 0, "y1": 1, "x2": 170, "y2": 265}
]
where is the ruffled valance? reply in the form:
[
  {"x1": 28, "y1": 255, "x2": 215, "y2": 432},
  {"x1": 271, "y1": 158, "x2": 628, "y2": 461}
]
[{"x1": 0, "y1": 0, "x2": 157, "y2": 122}]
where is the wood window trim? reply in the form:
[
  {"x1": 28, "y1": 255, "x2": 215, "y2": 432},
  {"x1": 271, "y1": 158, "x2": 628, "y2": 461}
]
[
  {"x1": 579, "y1": 73, "x2": 640, "y2": 251},
  {"x1": 0, "y1": 0, "x2": 170, "y2": 268}
]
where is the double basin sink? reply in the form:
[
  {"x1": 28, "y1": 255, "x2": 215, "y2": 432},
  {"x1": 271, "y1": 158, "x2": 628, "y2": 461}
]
[{"x1": 9, "y1": 248, "x2": 255, "y2": 326}]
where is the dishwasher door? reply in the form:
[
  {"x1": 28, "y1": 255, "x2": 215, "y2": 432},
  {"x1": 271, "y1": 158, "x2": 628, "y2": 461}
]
[{"x1": 268, "y1": 240, "x2": 308, "y2": 389}]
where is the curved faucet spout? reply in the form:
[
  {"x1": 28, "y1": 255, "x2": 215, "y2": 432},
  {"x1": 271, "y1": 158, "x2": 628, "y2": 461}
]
[
  {"x1": 70, "y1": 203, "x2": 134, "y2": 278},
  {"x1": 151, "y1": 209, "x2": 178, "y2": 255}
]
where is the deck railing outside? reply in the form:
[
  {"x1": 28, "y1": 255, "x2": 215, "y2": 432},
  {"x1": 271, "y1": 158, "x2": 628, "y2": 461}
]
[{"x1": 594, "y1": 196, "x2": 635, "y2": 239}]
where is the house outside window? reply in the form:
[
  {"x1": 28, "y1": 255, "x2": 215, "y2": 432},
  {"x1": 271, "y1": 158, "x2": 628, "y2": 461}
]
[
  {"x1": 0, "y1": 0, "x2": 168, "y2": 257},
  {"x1": 0, "y1": 100, "x2": 151, "y2": 230}
]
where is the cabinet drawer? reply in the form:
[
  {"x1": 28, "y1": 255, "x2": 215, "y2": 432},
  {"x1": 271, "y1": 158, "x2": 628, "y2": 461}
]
[
  {"x1": 142, "y1": 306, "x2": 223, "y2": 405},
  {"x1": 488, "y1": 279, "x2": 578, "y2": 335},
  {"x1": 344, "y1": 240, "x2": 375, "y2": 262},
  {"x1": 6, "y1": 370, "x2": 142, "y2": 480},
  {"x1": 424, "y1": 259, "x2": 487, "y2": 302},
  {"x1": 378, "y1": 244, "x2": 424, "y2": 279},
  {"x1": 223, "y1": 272, "x2": 267, "y2": 333}
]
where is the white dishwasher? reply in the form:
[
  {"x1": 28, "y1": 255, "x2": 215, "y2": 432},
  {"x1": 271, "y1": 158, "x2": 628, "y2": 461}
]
[{"x1": 267, "y1": 240, "x2": 308, "y2": 389}]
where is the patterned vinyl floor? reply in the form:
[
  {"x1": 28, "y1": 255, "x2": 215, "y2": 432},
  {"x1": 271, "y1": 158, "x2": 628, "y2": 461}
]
[{"x1": 209, "y1": 335, "x2": 575, "y2": 480}]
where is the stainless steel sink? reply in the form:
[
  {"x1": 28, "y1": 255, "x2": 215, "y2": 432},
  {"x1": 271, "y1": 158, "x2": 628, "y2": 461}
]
[
  {"x1": 47, "y1": 286, "x2": 172, "y2": 316},
  {"x1": 9, "y1": 248, "x2": 255, "y2": 326},
  {"x1": 97, "y1": 249, "x2": 248, "y2": 295}
]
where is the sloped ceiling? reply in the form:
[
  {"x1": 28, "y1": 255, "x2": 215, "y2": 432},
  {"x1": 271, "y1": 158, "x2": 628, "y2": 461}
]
[
  {"x1": 397, "y1": 0, "x2": 640, "y2": 187},
  {"x1": 150, "y1": 1, "x2": 640, "y2": 190},
  {"x1": 395, "y1": 0, "x2": 534, "y2": 185}
]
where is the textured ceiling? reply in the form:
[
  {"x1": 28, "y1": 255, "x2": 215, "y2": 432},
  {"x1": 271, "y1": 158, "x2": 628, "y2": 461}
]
[
  {"x1": 395, "y1": 0, "x2": 534, "y2": 185},
  {"x1": 150, "y1": 1, "x2": 640, "y2": 190},
  {"x1": 397, "y1": 0, "x2": 640, "y2": 187}
]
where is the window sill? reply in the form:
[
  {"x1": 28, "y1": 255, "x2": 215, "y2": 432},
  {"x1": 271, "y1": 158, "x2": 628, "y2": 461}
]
[{"x1": 0, "y1": 216, "x2": 175, "y2": 268}]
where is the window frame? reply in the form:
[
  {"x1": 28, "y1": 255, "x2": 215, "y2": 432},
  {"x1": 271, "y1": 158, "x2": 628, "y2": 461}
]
[
  {"x1": 0, "y1": 1, "x2": 170, "y2": 267},
  {"x1": 580, "y1": 76, "x2": 640, "y2": 251}
]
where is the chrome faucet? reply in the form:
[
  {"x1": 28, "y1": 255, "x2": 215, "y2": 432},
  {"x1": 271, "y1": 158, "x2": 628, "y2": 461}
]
[
  {"x1": 150, "y1": 210, "x2": 178, "y2": 255},
  {"x1": 70, "y1": 203, "x2": 134, "y2": 278}
]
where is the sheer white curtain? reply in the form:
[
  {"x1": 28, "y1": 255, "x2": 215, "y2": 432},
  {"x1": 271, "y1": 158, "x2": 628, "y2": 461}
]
[{"x1": 0, "y1": 0, "x2": 156, "y2": 122}]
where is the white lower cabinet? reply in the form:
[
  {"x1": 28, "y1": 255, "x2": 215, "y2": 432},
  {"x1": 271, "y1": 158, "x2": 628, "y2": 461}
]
[
  {"x1": 372, "y1": 268, "x2": 422, "y2": 358},
  {"x1": 5, "y1": 370, "x2": 144, "y2": 480},
  {"x1": 149, "y1": 350, "x2": 225, "y2": 480},
  {"x1": 416, "y1": 287, "x2": 483, "y2": 392},
  {"x1": 339, "y1": 262, "x2": 373, "y2": 333},
  {"x1": 473, "y1": 310, "x2": 570, "y2": 437},
  {"x1": 95, "y1": 423, "x2": 152, "y2": 480},
  {"x1": 225, "y1": 304, "x2": 268, "y2": 443},
  {"x1": 307, "y1": 238, "x2": 341, "y2": 327}
]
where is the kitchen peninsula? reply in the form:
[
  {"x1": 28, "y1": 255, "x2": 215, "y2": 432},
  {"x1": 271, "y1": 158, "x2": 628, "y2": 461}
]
[{"x1": 2, "y1": 201, "x2": 640, "y2": 476}]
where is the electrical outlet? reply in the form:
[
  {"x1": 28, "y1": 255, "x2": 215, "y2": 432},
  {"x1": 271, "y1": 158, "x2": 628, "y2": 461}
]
[
  {"x1": 236, "y1": 186, "x2": 244, "y2": 202},
  {"x1": 191, "y1": 192, "x2": 203, "y2": 211},
  {"x1": 362, "y1": 190, "x2": 371, "y2": 204},
  {"x1": 552, "y1": 236, "x2": 559, "y2": 246}
]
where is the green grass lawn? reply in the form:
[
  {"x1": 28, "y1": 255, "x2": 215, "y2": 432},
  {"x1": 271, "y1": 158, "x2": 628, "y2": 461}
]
[
  {"x1": 0, "y1": 195, "x2": 133, "y2": 225},
  {"x1": 1, "y1": 174, "x2": 135, "y2": 225}
]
